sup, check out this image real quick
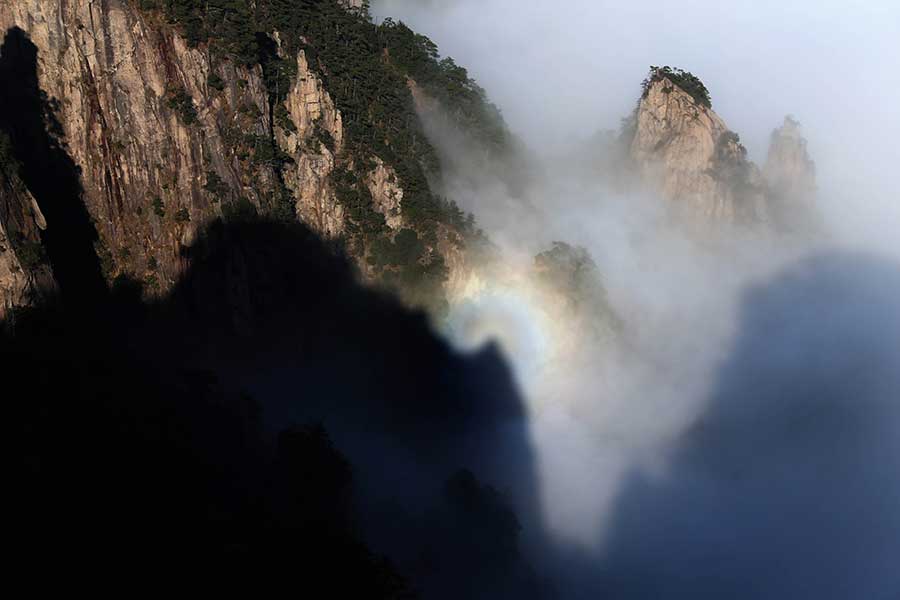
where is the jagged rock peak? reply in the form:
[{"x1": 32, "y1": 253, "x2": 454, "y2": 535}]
[
  {"x1": 763, "y1": 115, "x2": 816, "y2": 228},
  {"x1": 628, "y1": 68, "x2": 767, "y2": 225}
]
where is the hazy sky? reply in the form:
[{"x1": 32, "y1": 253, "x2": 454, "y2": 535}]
[
  {"x1": 369, "y1": 4, "x2": 900, "y2": 596},
  {"x1": 373, "y1": 0, "x2": 900, "y2": 247},
  {"x1": 373, "y1": 1, "x2": 899, "y2": 154}
]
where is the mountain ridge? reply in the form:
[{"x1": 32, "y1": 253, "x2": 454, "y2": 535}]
[{"x1": 0, "y1": 0, "x2": 511, "y2": 317}]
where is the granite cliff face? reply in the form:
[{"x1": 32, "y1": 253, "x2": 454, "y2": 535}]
[
  {"x1": 365, "y1": 156, "x2": 404, "y2": 230},
  {"x1": 628, "y1": 74, "x2": 767, "y2": 225},
  {"x1": 0, "y1": 0, "x2": 469, "y2": 316},
  {"x1": 0, "y1": 5, "x2": 821, "y2": 318},
  {"x1": 626, "y1": 69, "x2": 819, "y2": 233},
  {"x1": 0, "y1": 2, "x2": 250, "y2": 300},
  {"x1": 275, "y1": 47, "x2": 345, "y2": 237}
]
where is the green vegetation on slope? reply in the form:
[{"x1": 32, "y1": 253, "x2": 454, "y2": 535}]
[
  {"x1": 377, "y1": 18, "x2": 510, "y2": 156},
  {"x1": 135, "y1": 0, "x2": 502, "y2": 314},
  {"x1": 642, "y1": 65, "x2": 712, "y2": 109}
]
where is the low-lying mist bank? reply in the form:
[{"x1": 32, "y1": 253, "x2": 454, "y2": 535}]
[
  {"x1": 372, "y1": 0, "x2": 900, "y2": 246},
  {"x1": 434, "y1": 105, "x2": 900, "y2": 597},
  {"x1": 6, "y1": 1, "x2": 896, "y2": 596},
  {"x1": 381, "y1": 3, "x2": 900, "y2": 594}
]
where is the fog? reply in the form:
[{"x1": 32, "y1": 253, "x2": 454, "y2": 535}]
[
  {"x1": 375, "y1": 0, "x2": 900, "y2": 245},
  {"x1": 372, "y1": 1, "x2": 900, "y2": 597}
]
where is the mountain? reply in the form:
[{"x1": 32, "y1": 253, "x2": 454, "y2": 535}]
[
  {"x1": 3, "y1": 3, "x2": 841, "y2": 595},
  {"x1": 0, "y1": 0, "x2": 510, "y2": 318},
  {"x1": 623, "y1": 66, "x2": 816, "y2": 229},
  {"x1": 7, "y1": 217, "x2": 546, "y2": 597},
  {"x1": 3, "y1": 4, "x2": 552, "y2": 596},
  {"x1": 764, "y1": 115, "x2": 818, "y2": 231}
]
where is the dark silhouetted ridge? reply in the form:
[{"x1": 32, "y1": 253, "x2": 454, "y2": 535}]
[{"x1": 6, "y1": 215, "x2": 546, "y2": 598}]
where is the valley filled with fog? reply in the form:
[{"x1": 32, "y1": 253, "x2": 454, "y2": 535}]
[
  {"x1": 374, "y1": 2, "x2": 900, "y2": 596},
  {"x1": 3, "y1": 1, "x2": 897, "y2": 597}
]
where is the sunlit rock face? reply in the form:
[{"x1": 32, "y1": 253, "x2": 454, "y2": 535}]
[
  {"x1": 0, "y1": 0, "x2": 469, "y2": 315},
  {"x1": 365, "y1": 156, "x2": 404, "y2": 230},
  {"x1": 275, "y1": 48, "x2": 346, "y2": 237},
  {"x1": 0, "y1": 1, "x2": 333, "y2": 294},
  {"x1": 628, "y1": 76, "x2": 767, "y2": 226},
  {"x1": 764, "y1": 116, "x2": 818, "y2": 232}
]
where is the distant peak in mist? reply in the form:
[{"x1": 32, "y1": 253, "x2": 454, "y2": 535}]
[{"x1": 623, "y1": 66, "x2": 818, "y2": 232}]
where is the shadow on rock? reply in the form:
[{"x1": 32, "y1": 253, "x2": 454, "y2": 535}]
[{"x1": 7, "y1": 217, "x2": 548, "y2": 598}]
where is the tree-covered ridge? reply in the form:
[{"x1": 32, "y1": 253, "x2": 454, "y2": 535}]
[
  {"x1": 134, "y1": 0, "x2": 502, "y2": 314},
  {"x1": 377, "y1": 18, "x2": 511, "y2": 156},
  {"x1": 6, "y1": 217, "x2": 539, "y2": 597},
  {"x1": 642, "y1": 65, "x2": 712, "y2": 109}
]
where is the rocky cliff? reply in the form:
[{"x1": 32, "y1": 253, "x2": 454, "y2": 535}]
[
  {"x1": 627, "y1": 68, "x2": 767, "y2": 225},
  {"x1": 626, "y1": 67, "x2": 817, "y2": 232},
  {"x1": 0, "y1": 1, "x2": 321, "y2": 307},
  {"x1": 764, "y1": 115, "x2": 817, "y2": 231},
  {"x1": 0, "y1": 0, "x2": 474, "y2": 317},
  {"x1": 0, "y1": 152, "x2": 52, "y2": 312}
]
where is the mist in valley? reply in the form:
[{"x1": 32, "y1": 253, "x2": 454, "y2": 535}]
[
  {"x1": 372, "y1": 1, "x2": 900, "y2": 597},
  {"x1": 3, "y1": 1, "x2": 897, "y2": 596}
]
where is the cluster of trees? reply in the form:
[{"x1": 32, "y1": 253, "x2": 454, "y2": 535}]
[
  {"x1": 134, "y1": 2, "x2": 505, "y2": 314},
  {"x1": 713, "y1": 130, "x2": 765, "y2": 221},
  {"x1": 245, "y1": 1, "x2": 471, "y2": 309},
  {"x1": 377, "y1": 19, "x2": 510, "y2": 156},
  {"x1": 534, "y1": 241, "x2": 601, "y2": 307},
  {"x1": 533, "y1": 241, "x2": 622, "y2": 339},
  {"x1": 165, "y1": 85, "x2": 198, "y2": 124},
  {"x1": 203, "y1": 170, "x2": 228, "y2": 200},
  {"x1": 133, "y1": 0, "x2": 502, "y2": 312},
  {"x1": 642, "y1": 65, "x2": 712, "y2": 109},
  {"x1": 139, "y1": 0, "x2": 259, "y2": 64}
]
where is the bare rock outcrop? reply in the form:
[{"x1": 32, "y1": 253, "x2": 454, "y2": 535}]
[
  {"x1": 0, "y1": 0, "x2": 458, "y2": 314},
  {"x1": 764, "y1": 116, "x2": 817, "y2": 231},
  {"x1": 0, "y1": 1, "x2": 278, "y2": 295},
  {"x1": 365, "y1": 156, "x2": 404, "y2": 230},
  {"x1": 276, "y1": 49, "x2": 345, "y2": 237},
  {"x1": 628, "y1": 71, "x2": 767, "y2": 225}
]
